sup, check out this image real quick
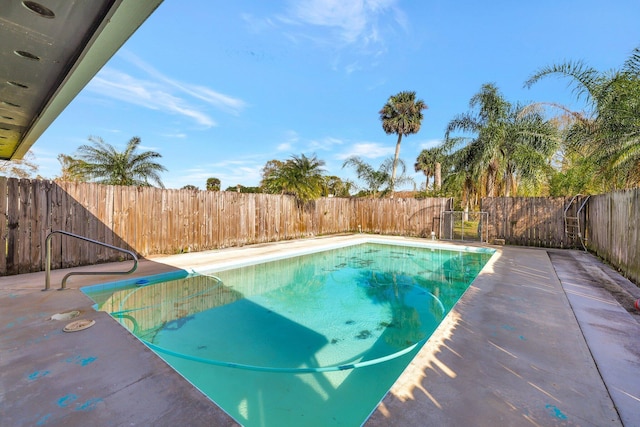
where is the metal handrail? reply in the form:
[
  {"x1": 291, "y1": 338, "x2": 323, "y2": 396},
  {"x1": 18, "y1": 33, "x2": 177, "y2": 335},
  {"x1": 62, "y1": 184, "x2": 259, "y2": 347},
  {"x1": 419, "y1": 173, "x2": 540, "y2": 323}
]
[{"x1": 44, "y1": 230, "x2": 138, "y2": 291}]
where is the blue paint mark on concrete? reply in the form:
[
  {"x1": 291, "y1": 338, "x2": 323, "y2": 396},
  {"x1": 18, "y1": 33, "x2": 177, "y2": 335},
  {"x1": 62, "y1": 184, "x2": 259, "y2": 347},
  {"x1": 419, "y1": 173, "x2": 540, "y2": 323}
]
[
  {"x1": 519, "y1": 335, "x2": 527, "y2": 341},
  {"x1": 65, "y1": 355, "x2": 98, "y2": 366},
  {"x1": 5, "y1": 322, "x2": 15, "y2": 328},
  {"x1": 80, "y1": 356, "x2": 97, "y2": 366},
  {"x1": 76, "y1": 398, "x2": 103, "y2": 411},
  {"x1": 57, "y1": 394, "x2": 78, "y2": 408},
  {"x1": 545, "y1": 404, "x2": 568, "y2": 420},
  {"x1": 502, "y1": 324, "x2": 516, "y2": 331},
  {"x1": 28, "y1": 370, "x2": 50, "y2": 381},
  {"x1": 36, "y1": 414, "x2": 51, "y2": 425},
  {"x1": 4, "y1": 313, "x2": 49, "y2": 329}
]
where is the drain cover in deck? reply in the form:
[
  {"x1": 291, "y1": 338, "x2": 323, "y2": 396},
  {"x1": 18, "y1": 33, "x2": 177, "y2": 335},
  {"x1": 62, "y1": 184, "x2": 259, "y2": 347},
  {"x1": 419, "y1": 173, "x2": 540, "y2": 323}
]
[{"x1": 63, "y1": 319, "x2": 95, "y2": 332}]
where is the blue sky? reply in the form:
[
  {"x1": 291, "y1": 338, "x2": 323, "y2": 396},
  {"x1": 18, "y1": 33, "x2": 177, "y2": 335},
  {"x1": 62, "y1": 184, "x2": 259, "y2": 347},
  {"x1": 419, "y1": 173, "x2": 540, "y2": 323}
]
[{"x1": 31, "y1": 0, "x2": 640, "y2": 191}]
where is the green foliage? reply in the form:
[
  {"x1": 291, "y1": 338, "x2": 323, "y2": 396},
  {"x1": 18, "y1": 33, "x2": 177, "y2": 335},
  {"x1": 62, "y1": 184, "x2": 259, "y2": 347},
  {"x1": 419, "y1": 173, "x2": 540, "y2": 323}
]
[
  {"x1": 262, "y1": 154, "x2": 327, "y2": 202},
  {"x1": 224, "y1": 184, "x2": 261, "y2": 193},
  {"x1": 323, "y1": 175, "x2": 352, "y2": 197},
  {"x1": 342, "y1": 156, "x2": 413, "y2": 197},
  {"x1": 259, "y1": 159, "x2": 285, "y2": 188},
  {"x1": 415, "y1": 146, "x2": 444, "y2": 191},
  {"x1": 66, "y1": 136, "x2": 167, "y2": 187},
  {"x1": 206, "y1": 177, "x2": 221, "y2": 191},
  {"x1": 182, "y1": 184, "x2": 199, "y2": 191},
  {"x1": 525, "y1": 45, "x2": 640, "y2": 191},
  {"x1": 442, "y1": 83, "x2": 559, "y2": 204},
  {"x1": 57, "y1": 154, "x2": 86, "y2": 182},
  {"x1": 410, "y1": 45, "x2": 640, "y2": 201},
  {"x1": 546, "y1": 146, "x2": 603, "y2": 196}
]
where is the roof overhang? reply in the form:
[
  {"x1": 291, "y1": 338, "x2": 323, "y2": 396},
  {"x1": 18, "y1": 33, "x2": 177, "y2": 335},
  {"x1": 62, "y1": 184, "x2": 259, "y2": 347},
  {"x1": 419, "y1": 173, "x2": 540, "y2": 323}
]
[{"x1": 0, "y1": 0, "x2": 163, "y2": 160}]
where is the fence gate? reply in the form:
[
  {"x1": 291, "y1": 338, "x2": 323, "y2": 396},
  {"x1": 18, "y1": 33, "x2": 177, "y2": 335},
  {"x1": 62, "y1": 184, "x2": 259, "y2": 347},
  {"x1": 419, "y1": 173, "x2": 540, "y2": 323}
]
[{"x1": 440, "y1": 211, "x2": 489, "y2": 243}]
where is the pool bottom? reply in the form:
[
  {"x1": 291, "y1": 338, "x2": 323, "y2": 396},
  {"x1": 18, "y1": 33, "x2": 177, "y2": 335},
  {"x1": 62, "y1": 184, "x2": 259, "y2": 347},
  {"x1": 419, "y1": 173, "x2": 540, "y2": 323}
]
[
  {"x1": 160, "y1": 342, "x2": 420, "y2": 426},
  {"x1": 133, "y1": 279, "x2": 444, "y2": 374},
  {"x1": 84, "y1": 240, "x2": 494, "y2": 426}
]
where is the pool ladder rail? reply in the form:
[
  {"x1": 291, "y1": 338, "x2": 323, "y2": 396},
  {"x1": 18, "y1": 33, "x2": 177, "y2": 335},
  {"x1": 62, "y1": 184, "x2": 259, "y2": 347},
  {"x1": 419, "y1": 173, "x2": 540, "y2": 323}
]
[{"x1": 44, "y1": 230, "x2": 138, "y2": 291}]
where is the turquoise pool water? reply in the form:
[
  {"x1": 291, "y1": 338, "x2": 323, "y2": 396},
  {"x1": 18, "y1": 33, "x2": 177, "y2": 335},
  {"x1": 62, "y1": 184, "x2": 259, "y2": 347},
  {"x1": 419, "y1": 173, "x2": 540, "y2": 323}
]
[{"x1": 83, "y1": 242, "x2": 494, "y2": 426}]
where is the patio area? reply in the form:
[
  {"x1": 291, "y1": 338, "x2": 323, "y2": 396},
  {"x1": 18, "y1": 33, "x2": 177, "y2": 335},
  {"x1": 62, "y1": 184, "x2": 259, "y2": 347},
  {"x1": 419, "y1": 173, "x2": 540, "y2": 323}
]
[{"x1": 1, "y1": 235, "x2": 639, "y2": 426}]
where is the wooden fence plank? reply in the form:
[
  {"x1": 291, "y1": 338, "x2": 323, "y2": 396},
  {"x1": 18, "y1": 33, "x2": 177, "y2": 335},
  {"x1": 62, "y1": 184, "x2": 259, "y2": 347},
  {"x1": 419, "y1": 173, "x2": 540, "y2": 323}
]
[
  {"x1": 31, "y1": 180, "x2": 46, "y2": 272},
  {"x1": 6, "y1": 178, "x2": 20, "y2": 274},
  {"x1": 17, "y1": 179, "x2": 32, "y2": 273},
  {"x1": 0, "y1": 177, "x2": 7, "y2": 274}
]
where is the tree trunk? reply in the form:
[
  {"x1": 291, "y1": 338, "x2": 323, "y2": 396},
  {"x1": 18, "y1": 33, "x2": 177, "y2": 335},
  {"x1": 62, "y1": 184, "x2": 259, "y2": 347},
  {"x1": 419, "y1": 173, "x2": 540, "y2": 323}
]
[
  {"x1": 434, "y1": 162, "x2": 441, "y2": 191},
  {"x1": 486, "y1": 159, "x2": 499, "y2": 197},
  {"x1": 390, "y1": 134, "x2": 403, "y2": 195}
]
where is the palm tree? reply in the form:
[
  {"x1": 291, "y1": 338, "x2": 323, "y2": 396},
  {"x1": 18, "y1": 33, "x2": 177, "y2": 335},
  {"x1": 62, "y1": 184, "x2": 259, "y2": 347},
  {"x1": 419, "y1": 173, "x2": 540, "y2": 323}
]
[
  {"x1": 440, "y1": 140, "x2": 482, "y2": 210},
  {"x1": 69, "y1": 136, "x2": 167, "y2": 187},
  {"x1": 342, "y1": 156, "x2": 413, "y2": 197},
  {"x1": 323, "y1": 175, "x2": 352, "y2": 197},
  {"x1": 379, "y1": 91, "x2": 428, "y2": 192},
  {"x1": 444, "y1": 83, "x2": 558, "y2": 198},
  {"x1": 206, "y1": 177, "x2": 221, "y2": 191},
  {"x1": 414, "y1": 146, "x2": 444, "y2": 191},
  {"x1": 525, "y1": 45, "x2": 640, "y2": 190},
  {"x1": 262, "y1": 154, "x2": 326, "y2": 202}
]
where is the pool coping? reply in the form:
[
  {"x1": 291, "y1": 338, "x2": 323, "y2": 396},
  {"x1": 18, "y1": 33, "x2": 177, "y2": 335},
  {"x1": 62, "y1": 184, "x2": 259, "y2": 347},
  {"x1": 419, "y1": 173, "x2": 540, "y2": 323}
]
[{"x1": 1, "y1": 235, "x2": 639, "y2": 426}]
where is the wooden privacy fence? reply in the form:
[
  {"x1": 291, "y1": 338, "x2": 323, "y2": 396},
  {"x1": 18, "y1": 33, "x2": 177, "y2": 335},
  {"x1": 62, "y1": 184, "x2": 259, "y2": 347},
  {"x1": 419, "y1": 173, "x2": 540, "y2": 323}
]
[
  {"x1": 2, "y1": 177, "x2": 640, "y2": 286},
  {"x1": 481, "y1": 196, "x2": 585, "y2": 248},
  {"x1": 0, "y1": 177, "x2": 452, "y2": 276},
  {"x1": 586, "y1": 189, "x2": 640, "y2": 285}
]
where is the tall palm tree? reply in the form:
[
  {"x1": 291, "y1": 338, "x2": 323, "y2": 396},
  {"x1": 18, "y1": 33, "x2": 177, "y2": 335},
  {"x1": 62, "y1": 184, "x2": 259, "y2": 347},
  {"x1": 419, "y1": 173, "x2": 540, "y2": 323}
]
[
  {"x1": 444, "y1": 83, "x2": 558, "y2": 198},
  {"x1": 440, "y1": 139, "x2": 483, "y2": 210},
  {"x1": 69, "y1": 136, "x2": 167, "y2": 187},
  {"x1": 379, "y1": 91, "x2": 428, "y2": 192},
  {"x1": 262, "y1": 154, "x2": 326, "y2": 202},
  {"x1": 444, "y1": 84, "x2": 510, "y2": 197},
  {"x1": 525, "y1": 45, "x2": 640, "y2": 189}
]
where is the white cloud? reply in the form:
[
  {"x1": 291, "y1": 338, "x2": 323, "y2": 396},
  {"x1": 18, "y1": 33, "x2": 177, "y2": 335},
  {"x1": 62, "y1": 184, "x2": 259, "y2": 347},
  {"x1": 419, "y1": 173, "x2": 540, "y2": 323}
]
[
  {"x1": 138, "y1": 144, "x2": 162, "y2": 151},
  {"x1": 86, "y1": 51, "x2": 247, "y2": 127},
  {"x1": 283, "y1": 0, "x2": 405, "y2": 47},
  {"x1": 159, "y1": 133, "x2": 188, "y2": 139},
  {"x1": 121, "y1": 51, "x2": 247, "y2": 115},
  {"x1": 274, "y1": 130, "x2": 300, "y2": 152},
  {"x1": 419, "y1": 139, "x2": 443, "y2": 150},
  {"x1": 307, "y1": 136, "x2": 344, "y2": 151},
  {"x1": 336, "y1": 142, "x2": 394, "y2": 160},
  {"x1": 278, "y1": 0, "x2": 407, "y2": 51},
  {"x1": 88, "y1": 70, "x2": 216, "y2": 127}
]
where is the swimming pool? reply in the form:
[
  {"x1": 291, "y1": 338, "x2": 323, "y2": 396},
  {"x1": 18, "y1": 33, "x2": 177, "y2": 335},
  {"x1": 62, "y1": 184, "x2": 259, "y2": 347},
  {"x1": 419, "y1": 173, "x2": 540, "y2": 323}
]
[{"x1": 83, "y1": 240, "x2": 494, "y2": 426}]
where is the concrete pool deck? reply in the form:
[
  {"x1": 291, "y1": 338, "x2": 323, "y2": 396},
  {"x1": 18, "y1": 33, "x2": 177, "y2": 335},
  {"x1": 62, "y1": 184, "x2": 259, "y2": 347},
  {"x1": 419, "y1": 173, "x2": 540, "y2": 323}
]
[{"x1": 1, "y1": 235, "x2": 639, "y2": 426}]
